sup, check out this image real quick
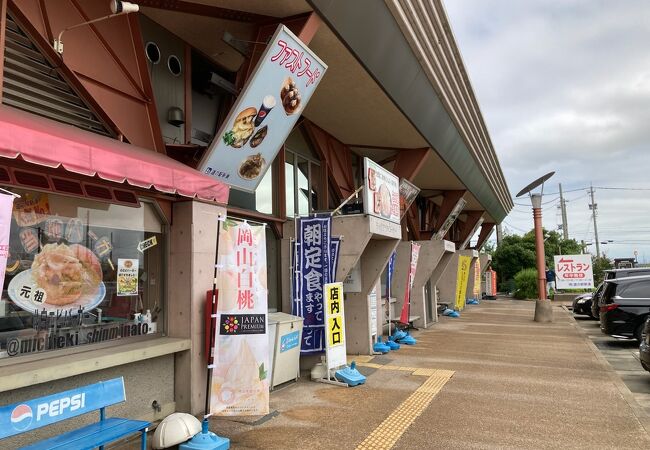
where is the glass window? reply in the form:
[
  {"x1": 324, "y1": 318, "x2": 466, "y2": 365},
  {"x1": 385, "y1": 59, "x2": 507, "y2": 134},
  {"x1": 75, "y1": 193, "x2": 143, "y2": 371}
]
[
  {"x1": 228, "y1": 167, "x2": 273, "y2": 215},
  {"x1": 285, "y1": 156, "x2": 295, "y2": 217},
  {"x1": 0, "y1": 189, "x2": 166, "y2": 360},
  {"x1": 284, "y1": 126, "x2": 323, "y2": 217}
]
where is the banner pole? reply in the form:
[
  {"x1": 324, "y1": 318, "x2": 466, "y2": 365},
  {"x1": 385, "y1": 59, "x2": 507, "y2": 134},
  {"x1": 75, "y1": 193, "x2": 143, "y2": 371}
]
[{"x1": 204, "y1": 217, "x2": 222, "y2": 418}]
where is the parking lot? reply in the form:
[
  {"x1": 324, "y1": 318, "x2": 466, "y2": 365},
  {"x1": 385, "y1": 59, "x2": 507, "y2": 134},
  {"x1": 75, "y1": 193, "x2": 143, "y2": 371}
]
[{"x1": 573, "y1": 312, "x2": 650, "y2": 416}]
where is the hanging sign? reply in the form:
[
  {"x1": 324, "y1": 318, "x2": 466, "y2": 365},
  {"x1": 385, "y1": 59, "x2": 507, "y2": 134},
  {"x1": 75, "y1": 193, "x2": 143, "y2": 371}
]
[
  {"x1": 472, "y1": 258, "x2": 481, "y2": 299},
  {"x1": 211, "y1": 221, "x2": 269, "y2": 416},
  {"x1": 455, "y1": 255, "x2": 472, "y2": 310},
  {"x1": 0, "y1": 193, "x2": 15, "y2": 294},
  {"x1": 433, "y1": 198, "x2": 466, "y2": 240},
  {"x1": 324, "y1": 282, "x2": 347, "y2": 371},
  {"x1": 399, "y1": 179, "x2": 420, "y2": 219},
  {"x1": 399, "y1": 243, "x2": 421, "y2": 324},
  {"x1": 363, "y1": 157, "x2": 400, "y2": 224},
  {"x1": 116, "y1": 259, "x2": 139, "y2": 296},
  {"x1": 554, "y1": 254, "x2": 594, "y2": 289},
  {"x1": 330, "y1": 236, "x2": 341, "y2": 281},
  {"x1": 291, "y1": 216, "x2": 332, "y2": 353},
  {"x1": 199, "y1": 25, "x2": 327, "y2": 192}
]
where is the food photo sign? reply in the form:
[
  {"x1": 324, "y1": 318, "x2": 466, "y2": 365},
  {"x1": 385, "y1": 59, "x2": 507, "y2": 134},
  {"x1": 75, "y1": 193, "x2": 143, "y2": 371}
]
[
  {"x1": 363, "y1": 157, "x2": 400, "y2": 224},
  {"x1": 200, "y1": 25, "x2": 328, "y2": 192}
]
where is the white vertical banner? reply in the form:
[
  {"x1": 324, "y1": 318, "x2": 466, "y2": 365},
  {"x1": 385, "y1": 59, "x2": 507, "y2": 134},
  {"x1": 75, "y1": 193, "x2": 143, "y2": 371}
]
[{"x1": 0, "y1": 193, "x2": 15, "y2": 293}]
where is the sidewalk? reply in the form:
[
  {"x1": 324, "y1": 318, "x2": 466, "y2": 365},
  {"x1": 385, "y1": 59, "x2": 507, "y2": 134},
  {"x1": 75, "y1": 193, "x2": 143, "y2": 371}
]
[{"x1": 207, "y1": 299, "x2": 650, "y2": 449}]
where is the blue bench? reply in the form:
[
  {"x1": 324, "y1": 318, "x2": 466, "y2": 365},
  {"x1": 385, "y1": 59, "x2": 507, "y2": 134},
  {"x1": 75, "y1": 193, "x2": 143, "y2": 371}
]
[{"x1": 0, "y1": 377, "x2": 150, "y2": 450}]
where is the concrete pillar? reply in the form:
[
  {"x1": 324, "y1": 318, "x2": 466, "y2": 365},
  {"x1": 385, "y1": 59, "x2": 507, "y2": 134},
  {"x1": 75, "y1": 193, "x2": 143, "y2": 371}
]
[
  {"x1": 437, "y1": 249, "x2": 478, "y2": 310},
  {"x1": 169, "y1": 200, "x2": 226, "y2": 415},
  {"x1": 391, "y1": 240, "x2": 452, "y2": 329}
]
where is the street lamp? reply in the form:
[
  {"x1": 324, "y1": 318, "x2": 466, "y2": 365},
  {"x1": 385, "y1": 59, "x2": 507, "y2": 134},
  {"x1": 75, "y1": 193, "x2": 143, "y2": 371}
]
[{"x1": 516, "y1": 171, "x2": 555, "y2": 323}]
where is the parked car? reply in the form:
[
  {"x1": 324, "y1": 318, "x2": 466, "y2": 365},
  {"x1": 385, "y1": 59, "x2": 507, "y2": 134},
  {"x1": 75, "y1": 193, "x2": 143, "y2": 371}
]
[
  {"x1": 599, "y1": 275, "x2": 650, "y2": 341},
  {"x1": 591, "y1": 267, "x2": 650, "y2": 319},
  {"x1": 640, "y1": 317, "x2": 650, "y2": 372},
  {"x1": 573, "y1": 283, "x2": 603, "y2": 318}
]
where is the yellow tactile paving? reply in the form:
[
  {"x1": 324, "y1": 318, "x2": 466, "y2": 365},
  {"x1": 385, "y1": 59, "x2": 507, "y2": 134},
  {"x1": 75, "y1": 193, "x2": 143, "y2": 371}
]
[
  {"x1": 347, "y1": 355, "x2": 375, "y2": 364},
  {"x1": 355, "y1": 370, "x2": 454, "y2": 450}
]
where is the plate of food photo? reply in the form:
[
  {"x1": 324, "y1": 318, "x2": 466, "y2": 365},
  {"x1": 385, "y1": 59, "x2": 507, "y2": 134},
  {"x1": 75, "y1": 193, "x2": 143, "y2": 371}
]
[
  {"x1": 8, "y1": 243, "x2": 106, "y2": 314},
  {"x1": 280, "y1": 77, "x2": 301, "y2": 115},
  {"x1": 222, "y1": 107, "x2": 257, "y2": 148},
  {"x1": 238, "y1": 153, "x2": 266, "y2": 180}
]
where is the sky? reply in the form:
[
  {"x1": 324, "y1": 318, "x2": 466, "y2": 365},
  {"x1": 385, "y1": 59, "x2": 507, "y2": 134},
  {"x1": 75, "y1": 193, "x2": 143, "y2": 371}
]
[{"x1": 445, "y1": 0, "x2": 650, "y2": 263}]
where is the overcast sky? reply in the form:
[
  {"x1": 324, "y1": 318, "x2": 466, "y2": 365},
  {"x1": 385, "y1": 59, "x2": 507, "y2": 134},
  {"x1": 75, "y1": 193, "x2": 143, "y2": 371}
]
[{"x1": 446, "y1": 0, "x2": 650, "y2": 263}]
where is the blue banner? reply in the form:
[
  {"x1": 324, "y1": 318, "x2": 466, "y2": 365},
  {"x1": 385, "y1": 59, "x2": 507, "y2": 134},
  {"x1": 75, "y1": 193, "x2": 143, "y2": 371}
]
[
  {"x1": 330, "y1": 236, "x2": 341, "y2": 282},
  {"x1": 386, "y1": 251, "x2": 396, "y2": 298},
  {"x1": 0, "y1": 377, "x2": 125, "y2": 439},
  {"x1": 292, "y1": 216, "x2": 332, "y2": 353}
]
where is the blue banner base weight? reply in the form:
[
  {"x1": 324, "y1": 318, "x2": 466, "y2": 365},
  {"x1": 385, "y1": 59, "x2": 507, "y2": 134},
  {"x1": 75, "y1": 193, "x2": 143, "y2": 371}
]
[
  {"x1": 386, "y1": 339, "x2": 400, "y2": 350},
  {"x1": 180, "y1": 419, "x2": 230, "y2": 450},
  {"x1": 373, "y1": 336, "x2": 391, "y2": 353},
  {"x1": 397, "y1": 333, "x2": 417, "y2": 345},
  {"x1": 335, "y1": 362, "x2": 366, "y2": 386}
]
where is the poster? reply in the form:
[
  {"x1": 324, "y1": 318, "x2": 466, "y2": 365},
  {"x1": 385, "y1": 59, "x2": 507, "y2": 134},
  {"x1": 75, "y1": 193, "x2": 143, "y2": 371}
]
[
  {"x1": 363, "y1": 157, "x2": 400, "y2": 224},
  {"x1": 117, "y1": 258, "x2": 139, "y2": 296},
  {"x1": 455, "y1": 255, "x2": 472, "y2": 310},
  {"x1": 472, "y1": 258, "x2": 481, "y2": 299},
  {"x1": 291, "y1": 216, "x2": 332, "y2": 353},
  {"x1": 433, "y1": 197, "x2": 466, "y2": 240},
  {"x1": 399, "y1": 179, "x2": 420, "y2": 219},
  {"x1": 211, "y1": 220, "x2": 269, "y2": 416},
  {"x1": 554, "y1": 254, "x2": 594, "y2": 289},
  {"x1": 200, "y1": 25, "x2": 327, "y2": 192},
  {"x1": 369, "y1": 283, "x2": 378, "y2": 336},
  {"x1": 0, "y1": 193, "x2": 14, "y2": 294},
  {"x1": 399, "y1": 243, "x2": 421, "y2": 324},
  {"x1": 12, "y1": 193, "x2": 49, "y2": 227},
  {"x1": 324, "y1": 282, "x2": 346, "y2": 371}
]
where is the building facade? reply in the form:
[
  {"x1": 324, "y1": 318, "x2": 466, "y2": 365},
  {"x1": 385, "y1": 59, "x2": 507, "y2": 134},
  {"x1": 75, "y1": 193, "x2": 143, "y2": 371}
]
[{"x1": 0, "y1": 1, "x2": 511, "y2": 446}]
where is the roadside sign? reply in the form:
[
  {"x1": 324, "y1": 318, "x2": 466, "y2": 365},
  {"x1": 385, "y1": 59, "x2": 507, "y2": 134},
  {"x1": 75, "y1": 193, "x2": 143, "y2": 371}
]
[{"x1": 554, "y1": 254, "x2": 594, "y2": 289}]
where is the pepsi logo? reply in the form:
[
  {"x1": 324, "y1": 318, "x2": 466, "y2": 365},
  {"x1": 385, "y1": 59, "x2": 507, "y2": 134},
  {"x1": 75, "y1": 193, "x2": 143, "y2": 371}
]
[{"x1": 11, "y1": 404, "x2": 33, "y2": 430}]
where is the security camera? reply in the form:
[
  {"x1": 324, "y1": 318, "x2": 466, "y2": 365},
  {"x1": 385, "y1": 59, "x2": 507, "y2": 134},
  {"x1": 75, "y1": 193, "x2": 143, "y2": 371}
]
[{"x1": 110, "y1": 0, "x2": 139, "y2": 14}]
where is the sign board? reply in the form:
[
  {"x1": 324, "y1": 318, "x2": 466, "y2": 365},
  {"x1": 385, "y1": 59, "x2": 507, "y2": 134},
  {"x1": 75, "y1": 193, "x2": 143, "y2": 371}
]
[
  {"x1": 363, "y1": 157, "x2": 400, "y2": 224},
  {"x1": 399, "y1": 242, "x2": 421, "y2": 324},
  {"x1": 116, "y1": 258, "x2": 139, "y2": 296},
  {"x1": 368, "y1": 215, "x2": 401, "y2": 239},
  {"x1": 200, "y1": 25, "x2": 326, "y2": 192},
  {"x1": 324, "y1": 282, "x2": 347, "y2": 371},
  {"x1": 433, "y1": 197, "x2": 466, "y2": 240},
  {"x1": 472, "y1": 258, "x2": 481, "y2": 299},
  {"x1": 369, "y1": 283, "x2": 378, "y2": 336},
  {"x1": 455, "y1": 255, "x2": 472, "y2": 310},
  {"x1": 554, "y1": 254, "x2": 594, "y2": 289},
  {"x1": 211, "y1": 221, "x2": 269, "y2": 416},
  {"x1": 399, "y1": 179, "x2": 420, "y2": 219}
]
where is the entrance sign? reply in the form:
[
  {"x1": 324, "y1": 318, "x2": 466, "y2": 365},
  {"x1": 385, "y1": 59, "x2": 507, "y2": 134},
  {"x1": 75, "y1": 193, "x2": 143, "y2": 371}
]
[
  {"x1": 433, "y1": 198, "x2": 466, "y2": 240},
  {"x1": 291, "y1": 216, "x2": 332, "y2": 353},
  {"x1": 455, "y1": 255, "x2": 472, "y2": 310},
  {"x1": 554, "y1": 254, "x2": 594, "y2": 289},
  {"x1": 363, "y1": 157, "x2": 400, "y2": 224},
  {"x1": 399, "y1": 243, "x2": 421, "y2": 324},
  {"x1": 324, "y1": 282, "x2": 346, "y2": 371},
  {"x1": 211, "y1": 221, "x2": 269, "y2": 416},
  {"x1": 200, "y1": 25, "x2": 327, "y2": 192}
]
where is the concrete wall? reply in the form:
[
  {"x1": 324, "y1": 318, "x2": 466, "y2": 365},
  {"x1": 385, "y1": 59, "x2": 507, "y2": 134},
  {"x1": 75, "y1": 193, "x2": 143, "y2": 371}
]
[
  {"x1": 169, "y1": 200, "x2": 226, "y2": 415},
  {"x1": 0, "y1": 355, "x2": 174, "y2": 448}
]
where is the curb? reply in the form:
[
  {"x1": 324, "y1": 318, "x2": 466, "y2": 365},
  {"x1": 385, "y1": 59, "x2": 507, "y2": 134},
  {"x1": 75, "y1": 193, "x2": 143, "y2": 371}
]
[{"x1": 563, "y1": 305, "x2": 650, "y2": 437}]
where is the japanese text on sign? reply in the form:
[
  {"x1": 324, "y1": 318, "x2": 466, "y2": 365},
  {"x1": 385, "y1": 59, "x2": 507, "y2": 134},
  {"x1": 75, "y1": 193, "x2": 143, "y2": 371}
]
[
  {"x1": 554, "y1": 254, "x2": 594, "y2": 289},
  {"x1": 324, "y1": 282, "x2": 347, "y2": 371}
]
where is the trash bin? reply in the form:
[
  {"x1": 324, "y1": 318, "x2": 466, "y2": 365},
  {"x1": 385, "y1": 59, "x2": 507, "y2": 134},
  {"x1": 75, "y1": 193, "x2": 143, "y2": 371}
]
[{"x1": 268, "y1": 312, "x2": 303, "y2": 389}]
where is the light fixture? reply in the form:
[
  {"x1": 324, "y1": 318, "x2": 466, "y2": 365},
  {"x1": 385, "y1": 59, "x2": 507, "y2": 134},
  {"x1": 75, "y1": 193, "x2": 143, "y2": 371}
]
[
  {"x1": 53, "y1": 1, "x2": 140, "y2": 55},
  {"x1": 167, "y1": 107, "x2": 185, "y2": 127}
]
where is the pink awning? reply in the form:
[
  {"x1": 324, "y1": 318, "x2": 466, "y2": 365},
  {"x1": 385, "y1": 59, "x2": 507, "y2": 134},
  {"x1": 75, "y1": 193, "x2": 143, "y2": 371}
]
[{"x1": 0, "y1": 106, "x2": 229, "y2": 203}]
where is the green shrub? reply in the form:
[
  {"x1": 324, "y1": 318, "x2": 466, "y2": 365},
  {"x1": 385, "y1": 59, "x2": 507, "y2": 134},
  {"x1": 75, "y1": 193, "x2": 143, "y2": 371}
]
[{"x1": 513, "y1": 268, "x2": 539, "y2": 299}]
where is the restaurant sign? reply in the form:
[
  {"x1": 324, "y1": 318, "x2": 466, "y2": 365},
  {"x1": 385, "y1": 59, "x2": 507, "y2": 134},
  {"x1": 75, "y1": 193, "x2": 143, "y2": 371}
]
[
  {"x1": 200, "y1": 25, "x2": 327, "y2": 192},
  {"x1": 363, "y1": 157, "x2": 400, "y2": 224},
  {"x1": 554, "y1": 254, "x2": 594, "y2": 289}
]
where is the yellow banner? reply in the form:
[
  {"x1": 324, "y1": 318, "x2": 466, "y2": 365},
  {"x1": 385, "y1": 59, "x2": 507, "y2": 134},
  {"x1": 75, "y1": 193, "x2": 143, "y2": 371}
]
[
  {"x1": 472, "y1": 258, "x2": 481, "y2": 298},
  {"x1": 324, "y1": 282, "x2": 346, "y2": 370},
  {"x1": 455, "y1": 255, "x2": 472, "y2": 310}
]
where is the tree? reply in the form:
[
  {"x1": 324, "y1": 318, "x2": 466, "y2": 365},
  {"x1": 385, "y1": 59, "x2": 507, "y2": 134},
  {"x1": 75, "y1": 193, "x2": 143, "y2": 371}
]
[{"x1": 592, "y1": 255, "x2": 613, "y2": 286}]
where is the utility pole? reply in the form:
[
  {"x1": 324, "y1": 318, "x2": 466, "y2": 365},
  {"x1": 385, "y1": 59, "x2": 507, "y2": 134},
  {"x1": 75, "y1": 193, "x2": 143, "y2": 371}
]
[
  {"x1": 559, "y1": 183, "x2": 569, "y2": 239},
  {"x1": 589, "y1": 184, "x2": 600, "y2": 258},
  {"x1": 496, "y1": 223, "x2": 503, "y2": 246}
]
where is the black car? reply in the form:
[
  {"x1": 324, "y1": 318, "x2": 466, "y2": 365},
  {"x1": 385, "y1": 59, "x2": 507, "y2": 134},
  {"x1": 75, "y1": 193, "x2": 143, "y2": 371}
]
[
  {"x1": 599, "y1": 275, "x2": 650, "y2": 341},
  {"x1": 640, "y1": 317, "x2": 650, "y2": 372},
  {"x1": 573, "y1": 283, "x2": 603, "y2": 318},
  {"x1": 591, "y1": 267, "x2": 650, "y2": 319}
]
